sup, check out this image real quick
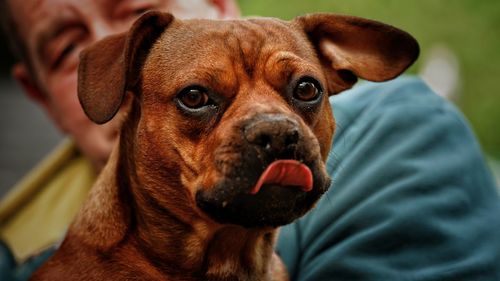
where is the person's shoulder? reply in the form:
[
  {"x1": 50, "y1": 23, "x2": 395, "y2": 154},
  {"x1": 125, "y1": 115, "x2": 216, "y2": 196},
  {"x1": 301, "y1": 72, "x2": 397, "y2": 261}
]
[
  {"x1": 329, "y1": 75, "x2": 472, "y2": 145},
  {"x1": 331, "y1": 75, "x2": 454, "y2": 124},
  {"x1": 331, "y1": 75, "x2": 440, "y2": 114}
]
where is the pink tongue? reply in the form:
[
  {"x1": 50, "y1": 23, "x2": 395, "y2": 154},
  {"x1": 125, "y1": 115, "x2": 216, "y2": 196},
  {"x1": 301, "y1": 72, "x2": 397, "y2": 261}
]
[{"x1": 250, "y1": 160, "x2": 313, "y2": 195}]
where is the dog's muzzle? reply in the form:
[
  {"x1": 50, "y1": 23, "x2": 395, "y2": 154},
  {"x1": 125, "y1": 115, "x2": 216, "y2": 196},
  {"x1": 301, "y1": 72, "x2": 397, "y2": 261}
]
[{"x1": 196, "y1": 114, "x2": 331, "y2": 228}]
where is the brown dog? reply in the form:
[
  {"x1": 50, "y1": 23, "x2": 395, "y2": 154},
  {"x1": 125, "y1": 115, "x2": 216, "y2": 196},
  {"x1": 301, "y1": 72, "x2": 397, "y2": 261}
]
[{"x1": 31, "y1": 11, "x2": 418, "y2": 281}]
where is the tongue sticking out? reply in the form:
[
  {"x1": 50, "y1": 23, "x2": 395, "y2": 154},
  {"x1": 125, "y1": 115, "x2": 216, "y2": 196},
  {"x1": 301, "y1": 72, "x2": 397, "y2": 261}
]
[{"x1": 250, "y1": 160, "x2": 313, "y2": 195}]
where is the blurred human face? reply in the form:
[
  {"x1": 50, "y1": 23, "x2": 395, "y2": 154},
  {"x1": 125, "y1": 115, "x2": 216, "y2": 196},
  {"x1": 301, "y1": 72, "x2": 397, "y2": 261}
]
[{"x1": 10, "y1": 0, "x2": 238, "y2": 171}]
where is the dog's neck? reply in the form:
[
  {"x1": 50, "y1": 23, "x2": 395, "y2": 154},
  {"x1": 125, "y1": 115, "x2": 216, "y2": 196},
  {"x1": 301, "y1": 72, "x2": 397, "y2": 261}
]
[
  {"x1": 123, "y1": 184, "x2": 283, "y2": 281},
  {"x1": 130, "y1": 204, "x2": 281, "y2": 280}
]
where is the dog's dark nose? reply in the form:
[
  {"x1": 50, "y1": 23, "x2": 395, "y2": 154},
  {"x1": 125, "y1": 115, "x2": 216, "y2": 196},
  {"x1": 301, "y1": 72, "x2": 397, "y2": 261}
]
[{"x1": 244, "y1": 115, "x2": 300, "y2": 154}]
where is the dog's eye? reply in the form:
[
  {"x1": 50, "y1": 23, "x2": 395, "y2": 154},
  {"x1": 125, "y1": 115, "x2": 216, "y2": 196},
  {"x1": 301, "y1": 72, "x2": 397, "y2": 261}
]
[
  {"x1": 178, "y1": 87, "x2": 210, "y2": 109},
  {"x1": 293, "y1": 78, "x2": 322, "y2": 102}
]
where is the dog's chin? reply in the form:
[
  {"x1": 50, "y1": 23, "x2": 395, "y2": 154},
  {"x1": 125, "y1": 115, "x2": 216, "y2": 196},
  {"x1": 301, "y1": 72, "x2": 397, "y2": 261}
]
[{"x1": 195, "y1": 171, "x2": 330, "y2": 228}]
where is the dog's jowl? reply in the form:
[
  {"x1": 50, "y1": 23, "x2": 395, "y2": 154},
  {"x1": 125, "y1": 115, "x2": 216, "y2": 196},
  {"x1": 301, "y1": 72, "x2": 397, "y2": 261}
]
[{"x1": 31, "y1": 11, "x2": 418, "y2": 281}]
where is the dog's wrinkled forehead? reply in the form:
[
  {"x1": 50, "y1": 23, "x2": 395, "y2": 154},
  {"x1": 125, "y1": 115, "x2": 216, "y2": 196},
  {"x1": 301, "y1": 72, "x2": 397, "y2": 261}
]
[
  {"x1": 169, "y1": 18, "x2": 316, "y2": 67},
  {"x1": 142, "y1": 18, "x2": 319, "y2": 96}
]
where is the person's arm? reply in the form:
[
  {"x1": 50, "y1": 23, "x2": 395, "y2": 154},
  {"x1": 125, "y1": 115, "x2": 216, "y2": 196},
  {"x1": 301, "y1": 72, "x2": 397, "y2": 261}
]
[{"x1": 278, "y1": 77, "x2": 500, "y2": 280}]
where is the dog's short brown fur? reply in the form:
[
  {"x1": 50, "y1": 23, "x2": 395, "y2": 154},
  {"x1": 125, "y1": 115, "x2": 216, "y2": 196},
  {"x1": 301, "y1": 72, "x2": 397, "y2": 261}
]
[{"x1": 31, "y1": 11, "x2": 418, "y2": 281}]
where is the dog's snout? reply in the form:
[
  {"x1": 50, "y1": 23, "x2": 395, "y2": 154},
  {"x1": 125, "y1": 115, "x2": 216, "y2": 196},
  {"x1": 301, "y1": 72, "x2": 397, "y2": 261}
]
[{"x1": 244, "y1": 115, "x2": 300, "y2": 153}]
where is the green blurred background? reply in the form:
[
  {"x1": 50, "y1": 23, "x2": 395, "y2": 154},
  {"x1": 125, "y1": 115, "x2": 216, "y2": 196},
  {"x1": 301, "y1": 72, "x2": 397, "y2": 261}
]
[{"x1": 239, "y1": 0, "x2": 500, "y2": 159}]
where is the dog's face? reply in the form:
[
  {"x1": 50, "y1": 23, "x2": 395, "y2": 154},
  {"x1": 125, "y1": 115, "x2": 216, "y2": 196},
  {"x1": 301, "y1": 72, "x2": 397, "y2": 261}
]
[
  {"x1": 78, "y1": 12, "x2": 418, "y2": 228},
  {"x1": 139, "y1": 17, "x2": 336, "y2": 228}
]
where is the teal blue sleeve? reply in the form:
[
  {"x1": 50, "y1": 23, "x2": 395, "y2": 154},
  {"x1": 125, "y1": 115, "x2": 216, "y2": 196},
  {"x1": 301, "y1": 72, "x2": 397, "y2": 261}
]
[
  {"x1": 0, "y1": 241, "x2": 16, "y2": 281},
  {"x1": 277, "y1": 77, "x2": 500, "y2": 280},
  {"x1": 0, "y1": 241, "x2": 55, "y2": 281}
]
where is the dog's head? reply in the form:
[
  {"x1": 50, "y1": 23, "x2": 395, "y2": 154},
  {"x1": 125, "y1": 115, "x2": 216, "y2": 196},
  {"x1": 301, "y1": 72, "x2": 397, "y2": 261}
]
[{"x1": 78, "y1": 12, "x2": 418, "y2": 229}]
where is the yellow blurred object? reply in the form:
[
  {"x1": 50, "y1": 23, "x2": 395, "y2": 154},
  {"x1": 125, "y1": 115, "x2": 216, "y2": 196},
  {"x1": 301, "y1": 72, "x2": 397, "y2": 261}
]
[{"x1": 0, "y1": 139, "x2": 95, "y2": 262}]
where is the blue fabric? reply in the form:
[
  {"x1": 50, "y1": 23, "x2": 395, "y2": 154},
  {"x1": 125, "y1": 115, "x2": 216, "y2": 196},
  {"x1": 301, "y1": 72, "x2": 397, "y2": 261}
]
[
  {"x1": 0, "y1": 241, "x2": 16, "y2": 281},
  {"x1": 277, "y1": 76, "x2": 500, "y2": 280},
  {"x1": 0, "y1": 241, "x2": 55, "y2": 281}
]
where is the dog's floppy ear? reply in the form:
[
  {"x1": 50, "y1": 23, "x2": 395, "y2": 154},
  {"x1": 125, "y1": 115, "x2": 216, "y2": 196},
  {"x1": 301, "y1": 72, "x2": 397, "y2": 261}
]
[
  {"x1": 78, "y1": 11, "x2": 174, "y2": 124},
  {"x1": 294, "y1": 13, "x2": 419, "y2": 93}
]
